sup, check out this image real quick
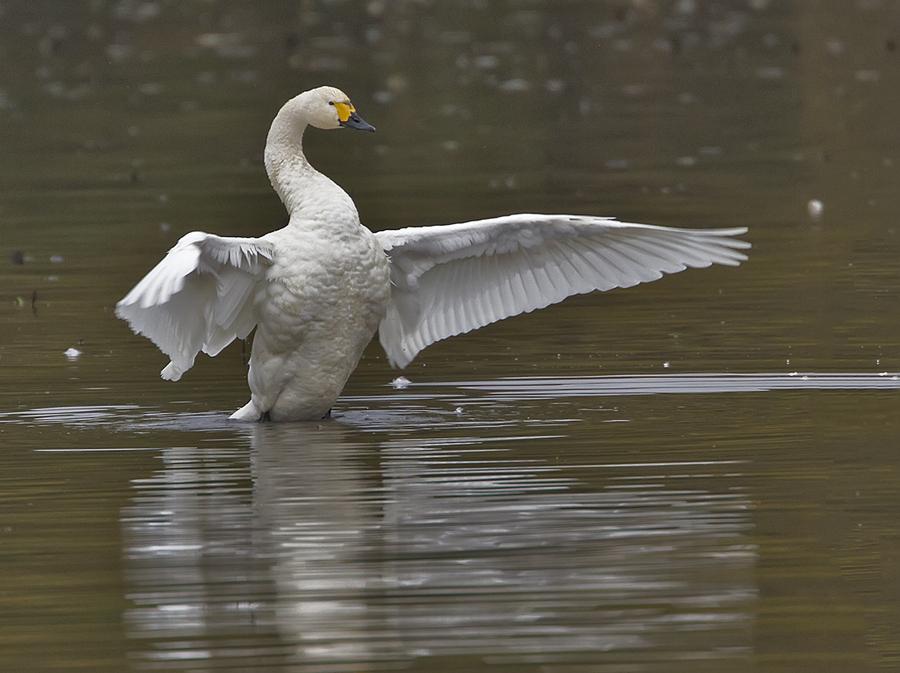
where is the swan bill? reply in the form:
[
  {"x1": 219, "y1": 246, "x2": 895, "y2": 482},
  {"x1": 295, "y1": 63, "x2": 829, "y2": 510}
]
[{"x1": 340, "y1": 110, "x2": 376, "y2": 132}]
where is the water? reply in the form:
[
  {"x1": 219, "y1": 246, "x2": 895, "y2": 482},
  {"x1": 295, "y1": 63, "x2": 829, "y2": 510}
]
[{"x1": 2, "y1": 1, "x2": 900, "y2": 671}]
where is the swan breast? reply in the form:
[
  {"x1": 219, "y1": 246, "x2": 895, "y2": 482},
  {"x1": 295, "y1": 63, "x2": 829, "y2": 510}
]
[{"x1": 259, "y1": 224, "x2": 390, "y2": 352}]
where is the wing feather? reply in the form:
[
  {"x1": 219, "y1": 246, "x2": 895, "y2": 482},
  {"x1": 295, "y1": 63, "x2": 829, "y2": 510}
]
[
  {"x1": 375, "y1": 214, "x2": 749, "y2": 368},
  {"x1": 116, "y1": 232, "x2": 273, "y2": 380}
]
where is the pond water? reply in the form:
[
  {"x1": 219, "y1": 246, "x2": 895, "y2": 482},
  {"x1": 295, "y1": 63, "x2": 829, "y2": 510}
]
[{"x1": 2, "y1": 1, "x2": 900, "y2": 671}]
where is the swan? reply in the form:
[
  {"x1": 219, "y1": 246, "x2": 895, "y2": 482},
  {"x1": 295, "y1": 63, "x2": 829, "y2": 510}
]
[{"x1": 116, "y1": 85, "x2": 750, "y2": 422}]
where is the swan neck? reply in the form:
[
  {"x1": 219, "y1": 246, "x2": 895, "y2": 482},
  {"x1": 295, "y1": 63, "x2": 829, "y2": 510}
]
[
  {"x1": 262, "y1": 96, "x2": 360, "y2": 225},
  {"x1": 264, "y1": 110, "x2": 315, "y2": 213}
]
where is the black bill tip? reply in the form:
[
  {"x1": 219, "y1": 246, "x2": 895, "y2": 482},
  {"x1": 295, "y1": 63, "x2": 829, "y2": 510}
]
[{"x1": 341, "y1": 111, "x2": 376, "y2": 132}]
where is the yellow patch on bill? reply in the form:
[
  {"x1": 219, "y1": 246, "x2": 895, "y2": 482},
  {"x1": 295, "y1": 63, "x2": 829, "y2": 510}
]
[{"x1": 334, "y1": 101, "x2": 355, "y2": 123}]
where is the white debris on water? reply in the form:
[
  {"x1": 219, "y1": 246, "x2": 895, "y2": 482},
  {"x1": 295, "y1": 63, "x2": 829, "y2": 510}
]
[
  {"x1": 855, "y1": 69, "x2": 881, "y2": 83},
  {"x1": 64, "y1": 347, "x2": 82, "y2": 360},
  {"x1": 826, "y1": 38, "x2": 845, "y2": 56},
  {"x1": 755, "y1": 66, "x2": 785, "y2": 80},
  {"x1": 499, "y1": 79, "x2": 531, "y2": 93},
  {"x1": 807, "y1": 199, "x2": 824, "y2": 220},
  {"x1": 390, "y1": 376, "x2": 411, "y2": 389},
  {"x1": 604, "y1": 158, "x2": 629, "y2": 170}
]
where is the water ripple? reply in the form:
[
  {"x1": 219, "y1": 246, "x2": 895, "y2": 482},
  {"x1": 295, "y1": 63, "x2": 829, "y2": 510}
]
[{"x1": 429, "y1": 372, "x2": 900, "y2": 399}]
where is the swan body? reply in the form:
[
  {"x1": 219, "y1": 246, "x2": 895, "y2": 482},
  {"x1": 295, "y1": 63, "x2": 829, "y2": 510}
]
[{"x1": 117, "y1": 85, "x2": 750, "y2": 422}]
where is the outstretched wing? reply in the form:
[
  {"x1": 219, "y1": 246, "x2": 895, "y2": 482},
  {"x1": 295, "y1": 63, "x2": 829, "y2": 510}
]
[
  {"x1": 116, "y1": 231, "x2": 274, "y2": 380},
  {"x1": 375, "y1": 214, "x2": 749, "y2": 368}
]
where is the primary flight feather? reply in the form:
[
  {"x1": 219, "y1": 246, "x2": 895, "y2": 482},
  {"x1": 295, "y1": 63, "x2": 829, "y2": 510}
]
[{"x1": 116, "y1": 86, "x2": 749, "y2": 422}]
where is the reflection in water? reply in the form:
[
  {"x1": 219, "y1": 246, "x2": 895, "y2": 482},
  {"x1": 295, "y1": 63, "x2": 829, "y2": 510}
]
[
  {"x1": 121, "y1": 417, "x2": 756, "y2": 671},
  {"x1": 123, "y1": 440, "x2": 284, "y2": 663}
]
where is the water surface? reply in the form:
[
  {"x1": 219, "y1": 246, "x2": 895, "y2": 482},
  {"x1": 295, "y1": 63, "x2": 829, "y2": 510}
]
[{"x1": 2, "y1": 1, "x2": 900, "y2": 671}]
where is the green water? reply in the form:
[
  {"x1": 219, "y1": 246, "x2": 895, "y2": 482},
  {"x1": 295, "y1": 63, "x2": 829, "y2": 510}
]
[{"x1": 2, "y1": 1, "x2": 900, "y2": 671}]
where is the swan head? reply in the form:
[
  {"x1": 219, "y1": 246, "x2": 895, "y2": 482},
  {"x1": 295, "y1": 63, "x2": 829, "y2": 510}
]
[{"x1": 291, "y1": 86, "x2": 375, "y2": 132}]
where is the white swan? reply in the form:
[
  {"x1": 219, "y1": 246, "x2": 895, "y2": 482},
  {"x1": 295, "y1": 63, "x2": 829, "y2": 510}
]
[{"x1": 116, "y1": 85, "x2": 750, "y2": 422}]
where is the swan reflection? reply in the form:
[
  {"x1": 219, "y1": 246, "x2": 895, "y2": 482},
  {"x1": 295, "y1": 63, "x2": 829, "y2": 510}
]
[{"x1": 123, "y1": 418, "x2": 756, "y2": 671}]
